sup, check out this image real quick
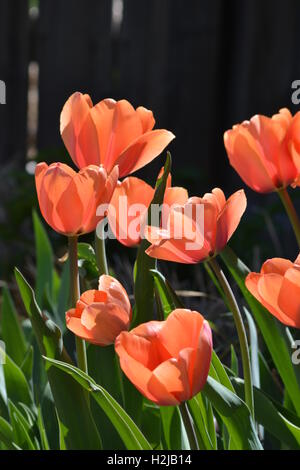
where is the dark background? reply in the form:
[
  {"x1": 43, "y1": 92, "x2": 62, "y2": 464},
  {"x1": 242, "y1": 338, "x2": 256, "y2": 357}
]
[{"x1": 0, "y1": 0, "x2": 300, "y2": 281}]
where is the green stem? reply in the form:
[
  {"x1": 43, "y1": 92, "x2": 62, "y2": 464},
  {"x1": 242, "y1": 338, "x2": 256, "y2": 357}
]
[
  {"x1": 95, "y1": 221, "x2": 109, "y2": 275},
  {"x1": 68, "y1": 236, "x2": 88, "y2": 374},
  {"x1": 179, "y1": 402, "x2": 199, "y2": 450},
  {"x1": 277, "y1": 187, "x2": 300, "y2": 248},
  {"x1": 209, "y1": 257, "x2": 254, "y2": 418}
]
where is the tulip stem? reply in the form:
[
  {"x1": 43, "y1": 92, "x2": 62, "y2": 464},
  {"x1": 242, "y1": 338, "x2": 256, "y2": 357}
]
[
  {"x1": 209, "y1": 257, "x2": 254, "y2": 418},
  {"x1": 277, "y1": 187, "x2": 300, "y2": 248},
  {"x1": 179, "y1": 402, "x2": 199, "y2": 450},
  {"x1": 95, "y1": 221, "x2": 109, "y2": 275},
  {"x1": 68, "y1": 236, "x2": 88, "y2": 374}
]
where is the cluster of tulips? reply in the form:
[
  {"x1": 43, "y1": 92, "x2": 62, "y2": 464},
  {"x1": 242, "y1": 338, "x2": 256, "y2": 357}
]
[{"x1": 6, "y1": 94, "x2": 300, "y2": 450}]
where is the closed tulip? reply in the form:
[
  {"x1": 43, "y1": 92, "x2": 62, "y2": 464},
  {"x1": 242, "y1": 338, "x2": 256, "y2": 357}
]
[
  {"x1": 35, "y1": 162, "x2": 118, "y2": 236},
  {"x1": 246, "y1": 255, "x2": 300, "y2": 328},
  {"x1": 107, "y1": 174, "x2": 188, "y2": 247},
  {"x1": 115, "y1": 309, "x2": 212, "y2": 405},
  {"x1": 66, "y1": 275, "x2": 132, "y2": 345},
  {"x1": 60, "y1": 92, "x2": 175, "y2": 178},
  {"x1": 224, "y1": 108, "x2": 299, "y2": 193},
  {"x1": 144, "y1": 188, "x2": 247, "y2": 263}
]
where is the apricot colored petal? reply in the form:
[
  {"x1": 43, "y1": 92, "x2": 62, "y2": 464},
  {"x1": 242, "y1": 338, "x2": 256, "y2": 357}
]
[
  {"x1": 60, "y1": 92, "x2": 94, "y2": 168},
  {"x1": 158, "y1": 309, "x2": 204, "y2": 357},
  {"x1": 224, "y1": 127, "x2": 277, "y2": 192},
  {"x1": 94, "y1": 99, "x2": 143, "y2": 171},
  {"x1": 136, "y1": 106, "x2": 155, "y2": 132},
  {"x1": 98, "y1": 274, "x2": 131, "y2": 318},
  {"x1": 261, "y1": 257, "x2": 293, "y2": 275},
  {"x1": 66, "y1": 309, "x2": 99, "y2": 344},
  {"x1": 215, "y1": 189, "x2": 247, "y2": 252},
  {"x1": 148, "y1": 358, "x2": 187, "y2": 404},
  {"x1": 277, "y1": 267, "x2": 300, "y2": 327},
  {"x1": 80, "y1": 303, "x2": 130, "y2": 346},
  {"x1": 115, "y1": 332, "x2": 158, "y2": 402},
  {"x1": 108, "y1": 177, "x2": 153, "y2": 246},
  {"x1": 80, "y1": 289, "x2": 107, "y2": 305},
  {"x1": 116, "y1": 130, "x2": 175, "y2": 178},
  {"x1": 257, "y1": 274, "x2": 295, "y2": 326}
]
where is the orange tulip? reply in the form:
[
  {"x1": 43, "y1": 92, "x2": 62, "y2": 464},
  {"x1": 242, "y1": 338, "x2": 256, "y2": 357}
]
[
  {"x1": 107, "y1": 174, "x2": 188, "y2": 247},
  {"x1": 144, "y1": 188, "x2": 247, "y2": 264},
  {"x1": 246, "y1": 255, "x2": 300, "y2": 328},
  {"x1": 60, "y1": 92, "x2": 175, "y2": 178},
  {"x1": 35, "y1": 162, "x2": 118, "y2": 236},
  {"x1": 115, "y1": 309, "x2": 212, "y2": 405},
  {"x1": 66, "y1": 275, "x2": 132, "y2": 345},
  {"x1": 224, "y1": 108, "x2": 299, "y2": 193}
]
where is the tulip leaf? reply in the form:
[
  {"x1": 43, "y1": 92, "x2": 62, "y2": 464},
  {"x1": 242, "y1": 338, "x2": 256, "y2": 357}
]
[
  {"x1": 1, "y1": 286, "x2": 28, "y2": 367},
  {"x1": 20, "y1": 346, "x2": 34, "y2": 382},
  {"x1": 232, "y1": 377, "x2": 300, "y2": 449},
  {"x1": 33, "y1": 210, "x2": 55, "y2": 306},
  {"x1": 188, "y1": 393, "x2": 216, "y2": 450},
  {"x1": 133, "y1": 152, "x2": 172, "y2": 326},
  {"x1": 221, "y1": 246, "x2": 300, "y2": 415},
  {"x1": 15, "y1": 268, "x2": 102, "y2": 450},
  {"x1": 8, "y1": 400, "x2": 38, "y2": 450},
  {"x1": 37, "y1": 405, "x2": 50, "y2": 450},
  {"x1": 160, "y1": 406, "x2": 182, "y2": 450},
  {"x1": 203, "y1": 376, "x2": 262, "y2": 450},
  {"x1": 78, "y1": 242, "x2": 99, "y2": 279},
  {"x1": 0, "y1": 417, "x2": 14, "y2": 449},
  {"x1": 0, "y1": 345, "x2": 32, "y2": 407},
  {"x1": 43, "y1": 357, "x2": 152, "y2": 450}
]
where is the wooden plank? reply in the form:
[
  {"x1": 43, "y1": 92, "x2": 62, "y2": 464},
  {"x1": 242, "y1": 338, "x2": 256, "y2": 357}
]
[
  {"x1": 0, "y1": 0, "x2": 29, "y2": 164},
  {"x1": 37, "y1": 0, "x2": 112, "y2": 153}
]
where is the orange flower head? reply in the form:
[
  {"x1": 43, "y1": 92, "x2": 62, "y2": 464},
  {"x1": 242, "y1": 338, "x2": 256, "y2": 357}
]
[
  {"x1": 107, "y1": 170, "x2": 188, "y2": 247},
  {"x1": 144, "y1": 188, "x2": 247, "y2": 264},
  {"x1": 60, "y1": 92, "x2": 175, "y2": 178},
  {"x1": 66, "y1": 275, "x2": 132, "y2": 345},
  {"x1": 115, "y1": 309, "x2": 212, "y2": 406},
  {"x1": 224, "y1": 108, "x2": 299, "y2": 193},
  {"x1": 246, "y1": 255, "x2": 300, "y2": 329},
  {"x1": 35, "y1": 162, "x2": 118, "y2": 236}
]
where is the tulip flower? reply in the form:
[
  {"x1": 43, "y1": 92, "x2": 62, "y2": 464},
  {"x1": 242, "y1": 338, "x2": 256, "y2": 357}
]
[
  {"x1": 224, "y1": 108, "x2": 299, "y2": 193},
  {"x1": 115, "y1": 309, "x2": 212, "y2": 405},
  {"x1": 60, "y1": 92, "x2": 175, "y2": 178},
  {"x1": 144, "y1": 188, "x2": 247, "y2": 263},
  {"x1": 66, "y1": 275, "x2": 132, "y2": 345},
  {"x1": 107, "y1": 175, "x2": 188, "y2": 247},
  {"x1": 35, "y1": 162, "x2": 118, "y2": 236},
  {"x1": 246, "y1": 255, "x2": 300, "y2": 328}
]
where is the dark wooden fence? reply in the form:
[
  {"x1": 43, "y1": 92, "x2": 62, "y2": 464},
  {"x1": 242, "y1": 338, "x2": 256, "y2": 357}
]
[{"x1": 1, "y1": 0, "x2": 300, "y2": 192}]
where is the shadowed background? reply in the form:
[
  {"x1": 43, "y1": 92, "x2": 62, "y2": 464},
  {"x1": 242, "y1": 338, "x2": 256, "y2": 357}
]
[{"x1": 0, "y1": 0, "x2": 300, "y2": 283}]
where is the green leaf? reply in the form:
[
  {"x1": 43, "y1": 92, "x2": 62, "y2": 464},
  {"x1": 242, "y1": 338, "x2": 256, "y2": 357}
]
[
  {"x1": 151, "y1": 269, "x2": 177, "y2": 317},
  {"x1": 0, "y1": 417, "x2": 14, "y2": 449},
  {"x1": 21, "y1": 346, "x2": 34, "y2": 382},
  {"x1": 15, "y1": 268, "x2": 102, "y2": 450},
  {"x1": 0, "y1": 345, "x2": 32, "y2": 407},
  {"x1": 133, "y1": 152, "x2": 172, "y2": 325},
  {"x1": 203, "y1": 376, "x2": 262, "y2": 450},
  {"x1": 188, "y1": 393, "x2": 216, "y2": 450},
  {"x1": 1, "y1": 286, "x2": 27, "y2": 366},
  {"x1": 244, "y1": 307, "x2": 260, "y2": 389},
  {"x1": 56, "y1": 259, "x2": 70, "y2": 331},
  {"x1": 43, "y1": 357, "x2": 152, "y2": 450},
  {"x1": 78, "y1": 242, "x2": 99, "y2": 279},
  {"x1": 37, "y1": 405, "x2": 50, "y2": 450},
  {"x1": 8, "y1": 400, "x2": 37, "y2": 450},
  {"x1": 221, "y1": 246, "x2": 300, "y2": 415},
  {"x1": 233, "y1": 378, "x2": 300, "y2": 449},
  {"x1": 230, "y1": 345, "x2": 238, "y2": 377},
  {"x1": 33, "y1": 210, "x2": 54, "y2": 306},
  {"x1": 141, "y1": 402, "x2": 161, "y2": 449},
  {"x1": 160, "y1": 406, "x2": 182, "y2": 450}
]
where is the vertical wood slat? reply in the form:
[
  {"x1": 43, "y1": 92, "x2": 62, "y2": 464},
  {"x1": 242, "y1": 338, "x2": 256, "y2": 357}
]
[
  {"x1": 0, "y1": 0, "x2": 29, "y2": 165},
  {"x1": 119, "y1": 0, "x2": 224, "y2": 190},
  {"x1": 37, "y1": 0, "x2": 112, "y2": 154}
]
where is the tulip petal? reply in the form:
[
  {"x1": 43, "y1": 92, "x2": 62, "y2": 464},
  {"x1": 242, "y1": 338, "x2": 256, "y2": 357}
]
[
  {"x1": 148, "y1": 358, "x2": 187, "y2": 404},
  {"x1": 136, "y1": 106, "x2": 155, "y2": 132},
  {"x1": 277, "y1": 267, "x2": 300, "y2": 327},
  {"x1": 98, "y1": 274, "x2": 132, "y2": 318},
  {"x1": 116, "y1": 130, "x2": 175, "y2": 178},
  {"x1": 215, "y1": 189, "x2": 247, "y2": 252},
  {"x1": 261, "y1": 257, "x2": 293, "y2": 275}
]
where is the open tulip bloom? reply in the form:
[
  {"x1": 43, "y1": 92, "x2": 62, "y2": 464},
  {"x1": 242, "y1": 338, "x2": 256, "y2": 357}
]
[
  {"x1": 8, "y1": 92, "x2": 300, "y2": 451},
  {"x1": 60, "y1": 92, "x2": 175, "y2": 177},
  {"x1": 115, "y1": 309, "x2": 212, "y2": 406}
]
